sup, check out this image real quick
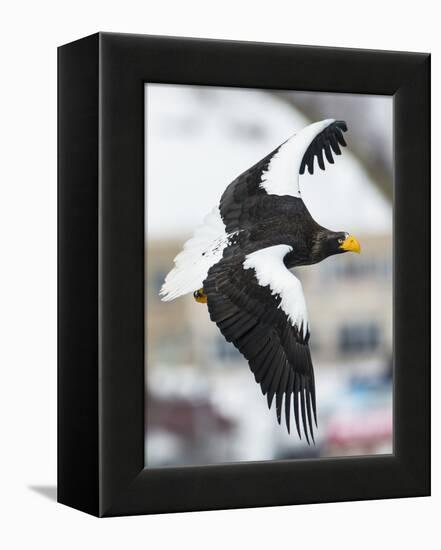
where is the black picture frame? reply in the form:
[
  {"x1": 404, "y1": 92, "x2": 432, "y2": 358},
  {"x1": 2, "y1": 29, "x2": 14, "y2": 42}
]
[{"x1": 58, "y1": 32, "x2": 430, "y2": 517}]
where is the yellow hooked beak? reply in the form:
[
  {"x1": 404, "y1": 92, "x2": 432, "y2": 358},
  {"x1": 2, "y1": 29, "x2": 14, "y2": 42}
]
[{"x1": 339, "y1": 234, "x2": 361, "y2": 254}]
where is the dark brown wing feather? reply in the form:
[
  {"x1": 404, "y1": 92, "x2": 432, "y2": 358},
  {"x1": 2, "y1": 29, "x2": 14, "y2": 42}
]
[
  {"x1": 219, "y1": 120, "x2": 347, "y2": 235},
  {"x1": 204, "y1": 254, "x2": 317, "y2": 442}
]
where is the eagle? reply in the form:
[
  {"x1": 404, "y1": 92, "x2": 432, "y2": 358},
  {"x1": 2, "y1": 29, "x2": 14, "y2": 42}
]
[{"x1": 160, "y1": 119, "x2": 361, "y2": 443}]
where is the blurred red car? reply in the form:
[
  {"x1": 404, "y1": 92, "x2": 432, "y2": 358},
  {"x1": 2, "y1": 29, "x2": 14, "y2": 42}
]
[{"x1": 324, "y1": 379, "x2": 393, "y2": 455}]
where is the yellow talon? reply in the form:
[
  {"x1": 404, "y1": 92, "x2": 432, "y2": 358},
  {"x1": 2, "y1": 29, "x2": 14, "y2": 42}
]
[{"x1": 193, "y1": 288, "x2": 207, "y2": 304}]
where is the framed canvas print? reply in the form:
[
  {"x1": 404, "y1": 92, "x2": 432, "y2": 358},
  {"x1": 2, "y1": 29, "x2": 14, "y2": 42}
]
[{"x1": 58, "y1": 32, "x2": 430, "y2": 517}]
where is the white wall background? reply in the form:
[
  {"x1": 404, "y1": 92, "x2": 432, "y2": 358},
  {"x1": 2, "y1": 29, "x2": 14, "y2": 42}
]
[{"x1": 0, "y1": 2, "x2": 438, "y2": 549}]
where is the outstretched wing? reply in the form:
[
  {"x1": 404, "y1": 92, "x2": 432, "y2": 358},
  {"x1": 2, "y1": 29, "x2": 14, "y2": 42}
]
[
  {"x1": 204, "y1": 244, "x2": 317, "y2": 442},
  {"x1": 220, "y1": 119, "x2": 348, "y2": 234}
]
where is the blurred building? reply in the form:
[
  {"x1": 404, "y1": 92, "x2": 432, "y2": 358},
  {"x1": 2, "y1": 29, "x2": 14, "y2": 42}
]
[{"x1": 145, "y1": 232, "x2": 392, "y2": 466}]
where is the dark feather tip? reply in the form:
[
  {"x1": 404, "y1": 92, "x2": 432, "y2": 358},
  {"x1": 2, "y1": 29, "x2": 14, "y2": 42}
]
[{"x1": 336, "y1": 120, "x2": 348, "y2": 132}]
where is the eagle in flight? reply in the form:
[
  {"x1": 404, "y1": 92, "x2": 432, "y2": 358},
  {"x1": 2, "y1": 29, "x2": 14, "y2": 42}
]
[{"x1": 160, "y1": 119, "x2": 360, "y2": 443}]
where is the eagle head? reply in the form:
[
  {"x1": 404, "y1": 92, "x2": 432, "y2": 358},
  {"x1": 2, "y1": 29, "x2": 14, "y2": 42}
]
[{"x1": 311, "y1": 230, "x2": 361, "y2": 263}]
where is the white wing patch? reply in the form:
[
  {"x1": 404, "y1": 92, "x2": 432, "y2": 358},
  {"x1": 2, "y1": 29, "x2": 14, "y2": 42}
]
[
  {"x1": 160, "y1": 206, "x2": 235, "y2": 301},
  {"x1": 260, "y1": 119, "x2": 335, "y2": 198},
  {"x1": 243, "y1": 245, "x2": 309, "y2": 338}
]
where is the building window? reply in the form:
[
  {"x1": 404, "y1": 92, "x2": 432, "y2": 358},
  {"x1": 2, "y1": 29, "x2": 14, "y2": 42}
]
[
  {"x1": 320, "y1": 256, "x2": 392, "y2": 283},
  {"x1": 216, "y1": 335, "x2": 242, "y2": 363},
  {"x1": 338, "y1": 322, "x2": 380, "y2": 354},
  {"x1": 153, "y1": 326, "x2": 193, "y2": 365}
]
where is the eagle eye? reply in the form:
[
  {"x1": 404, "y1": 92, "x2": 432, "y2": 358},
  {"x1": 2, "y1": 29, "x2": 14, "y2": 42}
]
[{"x1": 338, "y1": 238, "x2": 344, "y2": 244}]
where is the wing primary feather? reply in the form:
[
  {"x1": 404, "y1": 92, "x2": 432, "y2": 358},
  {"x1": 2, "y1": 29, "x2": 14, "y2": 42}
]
[
  {"x1": 334, "y1": 128, "x2": 347, "y2": 147},
  {"x1": 275, "y1": 394, "x2": 283, "y2": 424},
  {"x1": 267, "y1": 358, "x2": 283, "y2": 410},
  {"x1": 304, "y1": 148, "x2": 315, "y2": 175},
  {"x1": 285, "y1": 371, "x2": 294, "y2": 433},
  {"x1": 262, "y1": 348, "x2": 283, "y2": 399},
  {"x1": 307, "y1": 153, "x2": 314, "y2": 175},
  {"x1": 299, "y1": 383, "x2": 310, "y2": 445},
  {"x1": 328, "y1": 132, "x2": 341, "y2": 155},
  {"x1": 303, "y1": 376, "x2": 315, "y2": 444},
  {"x1": 316, "y1": 147, "x2": 325, "y2": 171},
  {"x1": 309, "y1": 366, "x2": 318, "y2": 427},
  {"x1": 323, "y1": 141, "x2": 334, "y2": 164},
  {"x1": 293, "y1": 373, "x2": 302, "y2": 440},
  {"x1": 275, "y1": 364, "x2": 289, "y2": 425}
]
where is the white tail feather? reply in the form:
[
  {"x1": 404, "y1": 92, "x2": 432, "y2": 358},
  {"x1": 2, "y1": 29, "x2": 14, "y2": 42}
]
[{"x1": 160, "y1": 207, "x2": 232, "y2": 301}]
